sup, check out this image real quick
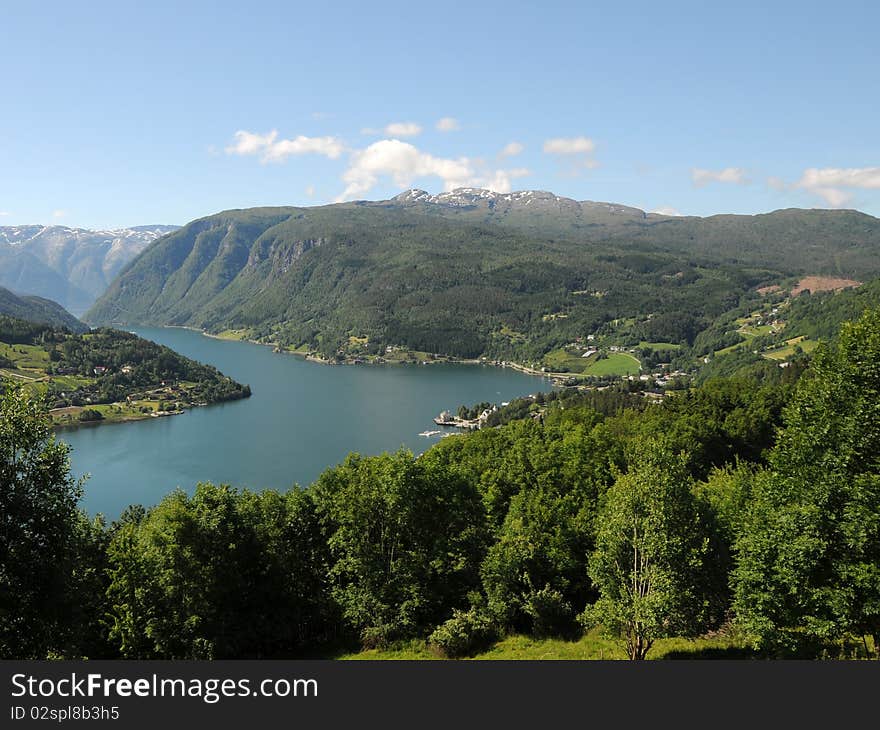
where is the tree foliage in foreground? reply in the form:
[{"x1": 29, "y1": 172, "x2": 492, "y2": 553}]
[
  {"x1": 583, "y1": 442, "x2": 714, "y2": 659},
  {"x1": 311, "y1": 451, "x2": 488, "y2": 647},
  {"x1": 0, "y1": 386, "x2": 101, "y2": 658},
  {"x1": 734, "y1": 309, "x2": 880, "y2": 656},
  {"x1": 106, "y1": 484, "x2": 335, "y2": 659}
]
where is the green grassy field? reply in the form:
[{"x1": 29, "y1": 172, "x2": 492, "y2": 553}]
[
  {"x1": 542, "y1": 347, "x2": 593, "y2": 373},
  {"x1": 739, "y1": 323, "x2": 776, "y2": 337},
  {"x1": 337, "y1": 628, "x2": 753, "y2": 661},
  {"x1": 714, "y1": 341, "x2": 748, "y2": 356},
  {"x1": 763, "y1": 338, "x2": 818, "y2": 360},
  {"x1": 637, "y1": 341, "x2": 682, "y2": 352},
  {"x1": 214, "y1": 328, "x2": 256, "y2": 341},
  {"x1": 584, "y1": 352, "x2": 641, "y2": 376},
  {"x1": 0, "y1": 342, "x2": 50, "y2": 369}
]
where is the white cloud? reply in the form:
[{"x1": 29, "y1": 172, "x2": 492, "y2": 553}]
[
  {"x1": 305, "y1": 185, "x2": 316, "y2": 197},
  {"x1": 691, "y1": 167, "x2": 748, "y2": 186},
  {"x1": 0, "y1": 211, "x2": 9, "y2": 217},
  {"x1": 808, "y1": 187, "x2": 853, "y2": 207},
  {"x1": 797, "y1": 167, "x2": 880, "y2": 190},
  {"x1": 362, "y1": 122, "x2": 423, "y2": 137},
  {"x1": 336, "y1": 139, "x2": 529, "y2": 201},
  {"x1": 500, "y1": 142, "x2": 524, "y2": 158},
  {"x1": 383, "y1": 122, "x2": 422, "y2": 138},
  {"x1": 543, "y1": 136, "x2": 595, "y2": 155},
  {"x1": 543, "y1": 136, "x2": 598, "y2": 172},
  {"x1": 766, "y1": 176, "x2": 787, "y2": 191},
  {"x1": 225, "y1": 130, "x2": 345, "y2": 163},
  {"x1": 793, "y1": 167, "x2": 880, "y2": 208},
  {"x1": 436, "y1": 117, "x2": 460, "y2": 132},
  {"x1": 52, "y1": 209, "x2": 67, "y2": 219},
  {"x1": 480, "y1": 167, "x2": 531, "y2": 194},
  {"x1": 652, "y1": 206, "x2": 683, "y2": 217}
]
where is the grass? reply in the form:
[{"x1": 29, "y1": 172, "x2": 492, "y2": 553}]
[
  {"x1": 498, "y1": 325, "x2": 528, "y2": 340},
  {"x1": 337, "y1": 628, "x2": 753, "y2": 661},
  {"x1": 214, "y1": 329, "x2": 255, "y2": 341},
  {"x1": 715, "y1": 341, "x2": 748, "y2": 356},
  {"x1": 50, "y1": 374, "x2": 93, "y2": 390},
  {"x1": 50, "y1": 395, "x2": 189, "y2": 427},
  {"x1": 382, "y1": 349, "x2": 436, "y2": 363},
  {"x1": 51, "y1": 402, "x2": 152, "y2": 426},
  {"x1": 763, "y1": 338, "x2": 818, "y2": 361},
  {"x1": 0, "y1": 367, "x2": 44, "y2": 382},
  {"x1": 542, "y1": 348, "x2": 592, "y2": 373},
  {"x1": 739, "y1": 324, "x2": 776, "y2": 337},
  {"x1": 637, "y1": 341, "x2": 682, "y2": 352},
  {"x1": 540, "y1": 350, "x2": 641, "y2": 377},
  {"x1": 0, "y1": 342, "x2": 50, "y2": 369},
  {"x1": 585, "y1": 352, "x2": 641, "y2": 377}
]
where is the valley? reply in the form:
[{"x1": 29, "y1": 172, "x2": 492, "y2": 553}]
[{"x1": 0, "y1": 224, "x2": 177, "y2": 313}]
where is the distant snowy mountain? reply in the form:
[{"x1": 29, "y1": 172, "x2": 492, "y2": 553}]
[
  {"x1": 391, "y1": 187, "x2": 647, "y2": 214},
  {"x1": 0, "y1": 224, "x2": 178, "y2": 313}
]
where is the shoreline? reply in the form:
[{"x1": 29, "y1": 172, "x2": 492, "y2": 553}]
[
  {"x1": 52, "y1": 407, "x2": 185, "y2": 431},
  {"x1": 123, "y1": 322, "x2": 568, "y2": 381},
  {"x1": 192, "y1": 327, "x2": 546, "y2": 374}
]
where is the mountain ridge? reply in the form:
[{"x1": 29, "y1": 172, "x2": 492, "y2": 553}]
[
  {"x1": 0, "y1": 285, "x2": 87, "y2": 333},
  {"x1": 0, "y1": 224, "x2": 179, "y2": 312},
  {"x1": 86, "y1": 190, "x2": 880, "y2": 360}
]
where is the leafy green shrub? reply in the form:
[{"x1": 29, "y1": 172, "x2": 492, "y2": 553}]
[
  {"x1": 78, "y1": 408, "x2": 104, "y2": 422},
  {"x1": 429, "y1": 608, "x2": 498, "y2": 658},
  {"x1": 360, "y1": 624, "x2": 395, "y2": 651},
  {"x1": 525, "y1": 585, "x2": 575, "y2": 638}
]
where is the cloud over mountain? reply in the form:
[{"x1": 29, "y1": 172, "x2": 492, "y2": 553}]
[
  {"x1": 691, "y1": 167, "x2": 748, "y2": 186},
  {"x1": 226, "y1": 130, "x2": 346, "y2": 162},
  {"x1": 337, "y1": 139, "x2": 528, "y2": 201}
]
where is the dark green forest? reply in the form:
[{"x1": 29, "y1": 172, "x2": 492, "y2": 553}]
[{"x1": 3, "y1": 307, "x2": 879, "y2": 660}]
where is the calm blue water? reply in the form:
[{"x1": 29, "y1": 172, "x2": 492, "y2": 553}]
[{"x1": 60, "y1": 327, "x2": 548, "y2": 518}]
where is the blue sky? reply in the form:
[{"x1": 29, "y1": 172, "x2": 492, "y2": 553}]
[{"x1": 1, "y1": 0, "x2": 878, "y2": 229}]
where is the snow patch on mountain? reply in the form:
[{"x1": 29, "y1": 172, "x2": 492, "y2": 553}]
[{"x1": 391, "y1": 188, "x2": 647, "y2": 217}]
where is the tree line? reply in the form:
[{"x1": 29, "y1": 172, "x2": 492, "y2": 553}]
[{"x1": 2, "y1": 309, "x2": 879, "y2": 660}]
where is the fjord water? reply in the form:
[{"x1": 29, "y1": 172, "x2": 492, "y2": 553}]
[{"x1": 61, "y1": 327, "x2": 548, "y2": 518}]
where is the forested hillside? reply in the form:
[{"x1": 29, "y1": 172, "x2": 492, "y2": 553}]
[
  {"x1": 4, "y1": 307, "x2": 879, "y2": 661},
  {"x1": 0, "y1": 285, "x2": 86, "y2": 332},
  {"x1": 0, "y1": 316, "x2": 250, "y2": 425},
  {"x1": 86, "y1": 192, "x2": 880, "y2": 361}
]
